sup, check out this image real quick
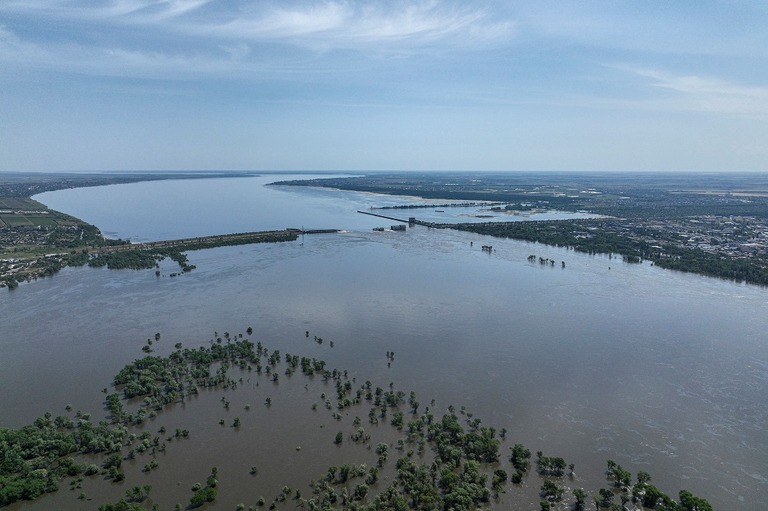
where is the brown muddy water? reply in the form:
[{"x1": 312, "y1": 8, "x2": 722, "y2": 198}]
[{"x1": 1, "y1": 175, "x2": 766, "y2": 509}]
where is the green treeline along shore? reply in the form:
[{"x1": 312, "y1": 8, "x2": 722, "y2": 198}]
[
  {"x1": 446, "y1": 219, "x2": 768, "y2": 286},
  {"x1": 0, "y1": 171, "x2": 278, "y2": 289},
  {"x1": 0, "y1": 328, "x2": 713, "y2": 511},
  {"x1": 0, "y1": 189, "x2": 300, "y2": 289},
  {"x1": 89, "y1": 230, "x2": 300, "y2": 272},
  {"x1": 274, "y1": 173, "x2": 768, "y2": 287},
  {"x1": 5, "y1": 171, "x2": 768, "y2": 288}
]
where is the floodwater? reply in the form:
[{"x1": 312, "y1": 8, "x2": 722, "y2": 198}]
[{"x1": 1, "y1": 174, "x2": 766, "y2": 509}]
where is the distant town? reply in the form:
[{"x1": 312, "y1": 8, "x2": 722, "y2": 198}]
[
  {"x1": 3, "y1": 171, "x2": 768, "y2": 288},
  {"x1": 275, "y1": 172, "x2": 768, "y2": 285}
]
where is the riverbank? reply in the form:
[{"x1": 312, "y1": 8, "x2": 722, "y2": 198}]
[
  {"x1": 274, "y1": 173, "x2": 768, "y2": 287},
  {"x1": 447, "y1": 218, "x2": 768, "y2": 287},
  {"x1": 0, "y1": 172, "x2": 266, "y2": 288}
]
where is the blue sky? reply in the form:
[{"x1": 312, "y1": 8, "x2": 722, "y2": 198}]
[{"x1": 1, "y1": 0, "x2": 767, "y2": 172}]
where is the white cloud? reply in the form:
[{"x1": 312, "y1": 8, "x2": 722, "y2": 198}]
[
  {"x1": 634, "y1": 69, "x2": 768, "y2": 118},
  {"x1": 0, "y1": 1, "x2": 515, "y2": 79},
  {"x1": 81, "y1": 0, "x2": 158, "y2": 18},
  {"x1": 1, "y1": 0, "x2": 513, "y2": 46},
  {"x1": 214, "y1": 3, "x2": 350, "y2": 39},
  {"x1": 189, "y1": 1, "x2": 515, "y2": 52},
  {"x1": 0, "y1": 0, "x2": 211, "y2": 20},
  {"x1": 0, "y1": 24, "x2": 50, "y2": 65},
  {"x1": 0, "y1": 23, "x2": 230, "y2": 79},
  {"x1": 163, "y1": 0, "x2": 209, "y2": 16}
]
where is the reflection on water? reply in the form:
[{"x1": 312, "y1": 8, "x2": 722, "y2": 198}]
[{"x1": 1, "y1": 175, "x2": 766, "y2": 509}]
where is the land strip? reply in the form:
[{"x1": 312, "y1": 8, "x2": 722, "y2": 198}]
[
  {"x1": 6, "y1": 171, "x2": 768, "y2": 288},
  {"x1": 0, "y1": 172, "x2": 303, "y2": 289},
  {"x1": 446, "y1": 218, "x2": 768, "y2": 286},
  {"x1": 276, "y1": 173, "x2": 768, "y2": 286},
  {"x1": 97, "y1": 230, "x2": 305, "y2": 254},
  {"x1": 2, "y1": 224, "x2": 335, "y2": 288},
  {"x1": 0, "y1": 171, "x2": 258, "y2": 198}
]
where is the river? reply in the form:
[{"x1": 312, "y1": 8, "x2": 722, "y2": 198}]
[{"x1": 1, "y1": 174, "x2": 766, "y2": 510}]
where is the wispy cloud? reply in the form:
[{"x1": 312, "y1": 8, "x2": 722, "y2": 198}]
[
  {"x1": 0, "y1": 1, "x2": 514, "y2": 78},
  {"x1": 633, "y1": 68, "x2": 768, "y2": 118},
  {"x1": 0, "y1": 23, "x2": 234, "y2": 79},
  {"x1": 0, "y1": 24, "x2": 51, "y2": 65},
  {"x1": 141, "y1": 0, "x2": 213, "y2": 22},
  {"x1": 219, "y1": 3, "x2": 350, "y2": 39},
  {"x1": 1, "y1": 0, "x2": 212, "y2": 20},
  {"x1": 207, "y1": 1, "x2": 513, "y2": 47},
  {"x1": 1, "y1": 0, "x2": 513, "y2": 46}
]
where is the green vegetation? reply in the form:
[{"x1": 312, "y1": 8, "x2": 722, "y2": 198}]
[
  {"x1": 276, "y1": 172, "x2": 768, "y2": 287},
  {"x1": 0, "y1": 214, "x2": 127, "y2": 288},
  {"x1": 0, "y1": 412, "x2": 128, "y2": 505},
  {"x1": 0, "y1": 172, "x2": 292, "y2": 289},
  {"x1": 189, "y1": 468, "x2": 218, "y2": 507},
  {"x1": 450, "y1": 219, "x2": 768, "y2": 286},
  {"x1": 2, "y1": 226, "x2": 298, "y2": 288},
  {"x1": 86, "y1": 230, "x2": 298, "y2": 273},
  {"x1": 6, "y1": 171, "x2": 768, "y2": 290},
  {"x1": 0, "y1": 327, "x2": 715, "y2": 510},
  {"x1": 87, "y1": 250, "x2": 166, "y2": 271},
  {"x1": 272, "y1": 172, "x2": 768, "y2": 218}
]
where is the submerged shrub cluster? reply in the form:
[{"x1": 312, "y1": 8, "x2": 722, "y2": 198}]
[{"x1": 0, "y1": 330, "x2": 714, "y2": 510}]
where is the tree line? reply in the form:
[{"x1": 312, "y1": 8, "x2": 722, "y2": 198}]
[{"x1": 450, "y1": 220, "x2": 768, "y2": 286}]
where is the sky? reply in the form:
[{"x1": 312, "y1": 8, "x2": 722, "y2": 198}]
[{"x1": 1, "y1": 0, "x2": 767, "y2": 172}]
